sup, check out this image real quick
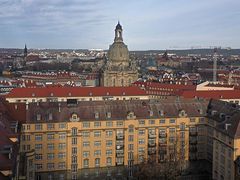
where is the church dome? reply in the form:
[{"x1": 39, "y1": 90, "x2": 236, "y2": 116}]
[{"x1": 108, "y1": 42, "x2": 129, "y2": 63}]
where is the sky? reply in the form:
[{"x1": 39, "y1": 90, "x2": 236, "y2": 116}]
[{"x1": 0, "y1": 0, "x2": 240, "y2": 50}]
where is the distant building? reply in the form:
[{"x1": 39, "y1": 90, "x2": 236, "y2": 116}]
[{"x1": 101, "y1": 22, "x2": 138, "y2": 87}]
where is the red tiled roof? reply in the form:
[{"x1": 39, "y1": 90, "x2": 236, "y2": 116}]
[
  {"x1": 181, "y1": 90, "x2": 240, "y2": 99},
  {"x1": 133, "y1": 81, "x2": 196, "y2": 90},
  {"x1": 5, "y1": 86, "x2": 147, "y2": 98}
]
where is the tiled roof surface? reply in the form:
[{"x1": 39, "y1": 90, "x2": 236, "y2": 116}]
[
  {"x1": 181, "y1": 90, "x2": 240, "y2": 99},
  {"x1": 6, "y1": 86, "x2": 147, "y2": 98},
  {"x1": 26, "y1": 97, "x2": 208, "y2": 123}
]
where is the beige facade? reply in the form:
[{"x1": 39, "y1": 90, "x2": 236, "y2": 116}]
[
  {"x1": 101, "y1": 22, "x2": 138, "y2": 87},
  {"x1": 19, "y1": 98, "x2": 208, "y2": 179}
]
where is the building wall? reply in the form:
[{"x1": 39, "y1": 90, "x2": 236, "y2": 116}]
[{"x1": 20, "y1": 116, "x2": 205, "y2": 179}]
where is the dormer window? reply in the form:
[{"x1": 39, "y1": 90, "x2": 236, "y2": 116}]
[
  {"x1": 127, "y1": 111, "x2": 136, "y2": 120},
  {"x1": 149, "y1": 110, "x2": 153, "y2": 117},
  {"x1": 32, "y1": 93, "x2": 35, "y2": 97},
  {"x1": 159, "y1": 110, "x2": 164, "y2": 116},
  {"x1": 198, "y1": 109, "x2": 203, "y2": 115},
  {"x1": 106, "y1": 112, "x2": 111, "y2": 119},
  {"x1": 48, "y1": 113, "x2": 53, "y2": 121},
  {"x1": 70, "y1": 113, "x2": 79, "y2": 122},
  {"x1": 179, "y1": 110, "x2": 186, "y2": 117},
  {"x1": 50, "y1": 93, "x2": 54, "y2": 97},
  {"x1": 68, "y1": 92, "x2": 72, "y2": 96},
  {"x1": 95, "y1": 112, "x2": 99, "y2": 119},
  {"x1": 36, "y1": 114, "x2": 41, "y2": 121}
]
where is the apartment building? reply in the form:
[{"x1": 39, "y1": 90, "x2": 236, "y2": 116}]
[{"x1": 19, "y1": 97, "x2": 208, "y2": 179}]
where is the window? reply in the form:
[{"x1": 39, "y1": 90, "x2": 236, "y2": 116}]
[
  {"x1": 35, "y1": 154, "x2": 42, "y2": 160},
  {"x1": 106, "y1": 140, "x2": 112, "y2": 147},
  {"x1": 47, "y1": 143, "x2": 54, "y2": 150},
  {"x1": 72, "y1": 137, "x2": 77, "y2": 145},
  {"x1": 72, "y1": 156, "x2": 77, "y2": 164},
  {"x1": 47, "y1": 153, "x2": 54, "y2": 160},
  {"x1": 190, "y1": 118, "x2": 196, "y2": 123},
  {"x1": 47, "y1": 163, "x2": 54, "y2": 170},
  {"x1": 138, "y1": 129, "x2": 145, "y2": 135},
  {"x1": 138, "y1": 147, "x2": 145, "y2": 153},
  {"x1": 36, "y1": 114, "x2": 41, "y2": 121},
  {"x1": 59, "y1": 133, "x2": 66, "y2": 140},
  {"x1": 117, "y1": 121, "x2": 123, "y2": 126},
  {"x1": 47, "y1": 133, "x2": 54, "y2": 140},
  {"x1": 199, "y1": 117, "x2": 205, "y2": 123},
  {"x1": 106, "y1": 121, "x2": 113, "y2": 127},
  {"x1": 35, "y1": 144, "x2": 42, "y2": 150},
  {"x1": 170, "y1": 119, "x2": 176, "y2": 123},
  {"x1": 106, "y1": 157, "x2": 112, "y2": 166},
  {"x1": 47, "y1": 123, "x2": 54, "y2": 130},
  {"x1": 72, "y1": 127, "x2": 78, "y2": 136},
  {"x1": 94, "y1": 131, "x2": 101, "y2": 137},
  {"x1": 149, "y1": 120, "x2": 155, "y2": 125},
  {"x1": 139, "y1": 120, "x2": 145, "y2": 125},
  {"x1": 48, "y1": 113, "x2": 53, "y2": 121},
  {"x1": 128, "y1": 144, "x2": 134, "y2": 151},
  {"x1": 35, "y1": 164, "x2": 43, "y2": 170},
  {"x1": 83, "y1": 151, "x2": 90, "y2": 158},
  {"x1": 169, "y1": 128, "x2": 176, "y2": 134},
  {"x1": 94, "y1": 150, "x2": 101, "y2": 156},
  {"x1": 94, "y1": 121, "x2": 101, "y2": 127},
  {"x1": 128, "y1": 125, "x2": 134, "y2": 133},
  {"x1": 180, "y1": 123, "x2": 185, "y2": 131},
  {"x1": 83, "y1": 141, "x2": 90, "y2": 147},
  {"x1": 159, "y1": 119, "x2": 165, "y2": 124},
  {"x1": 106, "y1": 112, "x2": 111, "y2": 119},
  {"x1": 83, "y1": 159, "x2": 89, "y2": 168},
  {"x1": 106, "y1": 130, "x2": 113, "y2": 137},
  {"x1": 138, "y1": 139, "x2": 145, "y2": 145},
  {"x1": 94, "y1": 141, "x2": 101, "y2": 147},
  {"x1": 59, "y1": 123, "x2": 66, "y2": 129},
  {"x1": 106, "y1": 150, "x2": 112, "y2": 156},
  {"x1": 72, "y1": 147, "x2": 77, "y2": 154},
  {"x1": 35, "y1": 124, "x2": 42, "y2": 130},
  {"x1": 95, "y1": 158, "x2": 100, "y2": 167},
  {"x1": 58, "y1": 152, "x2": 66, "y2": 159},
  {"x1": 58, "y1": 162, "x2": 66, "y2": 169},
  {"x1": 83, "y1": 122, "x2": 90, "y2": 128},
  {"x1": 82, "y1": 131, "x2": 90, "y2": 138},
  {"x1": 128, "y1": 135, "x2": 134, "y2": 142},
  {"x1": 95, "y1": 112, "x2": 99, "y2": 119},
  {"x1": 35, "y1": 135, "x2": 42, "y2": 141},
  {"x1": 59, "y1": 143, "x2": 66, "y2": 150}
]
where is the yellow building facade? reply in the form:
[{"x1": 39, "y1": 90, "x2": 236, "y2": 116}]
[{"x1": 19, "y1": 98, "x2": 208, "y2": 179}]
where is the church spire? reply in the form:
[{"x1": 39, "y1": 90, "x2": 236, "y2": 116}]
[
  {"x1": 114, "y1": 22, "x2": 123, "y2": 42},
  {"x1": 24, "y1": 44, "x2": 28, "y2": 58}
]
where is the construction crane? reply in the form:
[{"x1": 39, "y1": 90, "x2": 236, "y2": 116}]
[{"x1": 213, "y1": 48, "x2": 218, "y2": 82}]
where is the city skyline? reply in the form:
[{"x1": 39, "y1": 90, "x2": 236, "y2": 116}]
[{"x1": 0, "y1": 0, "x2": 240, "y2": 50}]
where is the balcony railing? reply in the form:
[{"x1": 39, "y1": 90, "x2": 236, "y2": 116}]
[
  {"x1": 116, "y1": 134, "x2": 124, "y2": 140},
  {"x1": 116, "y1": 145, "x2": 124, "y2": 150},
  {"x1": 116, "y1": 140, "x2": 124, "y2": 145},
  {"x1": 116, "y1": 153, "x2": 124, "y2": 158},
  {"x1": 148, "y1": 134, "x2": 157, "y2": 139},
  {"x1": 159, "y1": 133, "x2": 167, "y2": 138},
  {"x1": 148, "y1": 142, "x2": 156, "y2": 147}
]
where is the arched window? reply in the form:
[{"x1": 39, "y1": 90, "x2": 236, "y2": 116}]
[
  {"x1": 95, "y1": 158, "x2": 100, "y2": 167},
  {"x1": 72, "y1": 127, "x2": 78, "y2": 136},
  {"x1": 106, "y1": 157, "x2": 112, "y2": 166}
]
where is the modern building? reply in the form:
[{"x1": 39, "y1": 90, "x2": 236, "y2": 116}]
[{"x1": 101, "y1": 22, "x2": 138, "y2": 87}]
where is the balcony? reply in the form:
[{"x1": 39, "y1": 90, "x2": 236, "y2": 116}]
[
  {"x1": 116, "y1": 134, "x2": 124, "y2": 140},
  {"x1": 116, "y1": 149, "x2": 124, "y2": 154},
  {"x1": 189, "y1": 131, "x2": 198, "y2": 136},
  {"x1": 116, "y1": 144, "x2": 124, "y2": 150},
  {"x1": 116, "y1": 153, "x2": 124, "y2": 158},
  {"x1": 159, "y1": 133, "x2": 167, "y2": 138},
  {"x1": 148, "y1": 142, "x2": 156, "y2": 147},
  {"x1": 116, "y1": 140, "x2": 124, "y2": 146},
  {"x1": 148, "y1": 149, "x2": 156, "y2": 155},
  {"x1": 148, "y1": 133, "x2": 157, "y2": 139}
]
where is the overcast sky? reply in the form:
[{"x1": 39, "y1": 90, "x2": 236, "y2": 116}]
[{"x1": 0, "y1": 0, "x2": 240, "y2": 50}]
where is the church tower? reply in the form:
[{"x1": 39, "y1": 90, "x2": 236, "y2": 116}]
[
  {"x1": 101, "y1": 22, "x2": 138, "y2": 87},
  {"x1": 24, "y1": 44, "x2": 28, "y2": 59}
]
